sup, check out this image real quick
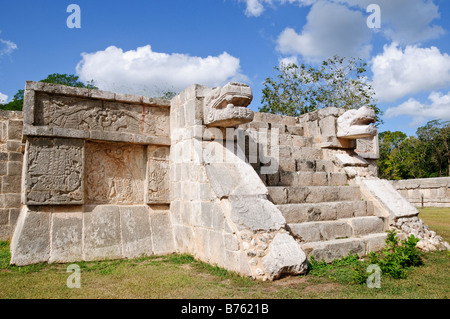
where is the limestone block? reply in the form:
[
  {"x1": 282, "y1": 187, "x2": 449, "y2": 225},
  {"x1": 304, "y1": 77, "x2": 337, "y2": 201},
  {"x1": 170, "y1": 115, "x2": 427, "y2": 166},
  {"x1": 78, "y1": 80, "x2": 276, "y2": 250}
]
[
  {"x1": 288, "y1": 223, "x2": 321, "y2": 242},
  {"x1": 7, "y1": 161, "x2": 22, "y2": 176},
  {"x1": 7, "y1": 140, "x2": 23, "y2": 152},
  {"x1": 319, "y1": 220, "x2": 353, "y2": 240},
  {"x1": 208, "y1": 230, "x2": 226, "y2": 266},
  {"x1": 119, "y1": 206, "x2": 153, "y2": 258},
  {"x1": 229, "y1": 196, "x2": 286, "y2": 232},
  {"x1": 279, "y1": 171, "x2": 297, "y2": 186},
  {"x1": 364, "y1": 233, "x2": 388, "y2": 253},
  {"x1": 348, "y1": 216, "x2": 385, "y2": 236},
  {"x1": 0, "y1": 209, "x2": 8, "y2": 225},
  {"x1": 7, "y1": 120, "x2": 23, "y2": 141},
  {"x1": 329, "y1": 173, "x2": 347, "y2": 186},
  {"x1": 2, "y1": 175, "x2": 21, "y2": 193},
  {"x1": 203, "y1": 82, "x2": 254, "y2": 127},
  {"x1": 291, "y1": 147, "x2": 323, "y2": 161},
  {"x1": 262, "y1": 233, "x2": 308, "y2": 280},
  {"x1": 150, "y1": 210, "x2": 176, "y2": 255},
  {"x1": 312, "y1": 172, "x2": 328, "y2": 186},
  {"x1": 212, "y1": 202, "x2": 225, "y2": 230},
  {"x1": 296, "y1": 159, "x2": 316, "y2": 172},
  {"x1": 205, "y1": 142, "x2": 267, "y2": 199},
  {"x1": 337, "y1": 106, "x2": 377, "y2": 139},
  {"x1": 286, "y1": 125, "x2": 304, "y2": 136},
  {"x1": 302, "y1": 238, "x2": 366, "y2": 263},
  {"x1": 268, "y1": 187, "x2": 288, "y2": 204},
  {"x1": 33, "y1": 91, "x2": 169, "y2": 138},
  {"x1": 85, "y1": 141, "x2": 145, "y2": 205},
  {"x1": 359, "y1": 179, "x2": 420, "y2": 221},
  {"x1": 24, "y1": 137, "x2": 84, "y2": 205},
  {"x1": 319, "y1": 136, "x2": 357, "y2": 149},
  {"x1": 334, "y1": 153, "x2": 368, "y2": 167},
  {"x1": 318, "y1": 107, "x2": 341, "y2": 119},
  {"x1": 49, "y1": 211, "x2": 83, "y2": 263},
  {"x1": 147, "y1": 146, "x2": 170, "y2": 204},
  {"x1": 355, "y1": 135, "x2": 379, "y2": 159},
  {"x1": 83, "y1": 205, "x2": 122, "y2": 261},
  {"x1": 10, "y1": 207, "x2": 51, "y2": 266},
  {"x1": 319, "y1": 116, "x2": 337, "y2": 137}
]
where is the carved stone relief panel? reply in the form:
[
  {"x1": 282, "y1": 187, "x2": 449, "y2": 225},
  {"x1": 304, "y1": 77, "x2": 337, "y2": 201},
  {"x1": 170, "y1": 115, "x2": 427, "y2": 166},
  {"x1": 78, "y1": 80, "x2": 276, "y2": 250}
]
[
  {"x1": 25, "y1": 137, "x2": 84, "y2": 205},
  {"x1": 35, "y1": 93, "x2": 169, "y2": 137},
  {"x1": 147, "y1": 146, "x2": 170, "y2": 204},
  {"x1": 85, "y1": 141, "x2": 145, "y2": 204}
]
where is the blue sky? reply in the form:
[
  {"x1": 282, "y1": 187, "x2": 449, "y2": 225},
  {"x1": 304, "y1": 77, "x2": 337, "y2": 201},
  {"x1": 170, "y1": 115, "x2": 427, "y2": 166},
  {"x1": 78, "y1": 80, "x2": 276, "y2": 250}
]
[{"x1": 1, "y1": 0, "x2": 450, "y2": 136}]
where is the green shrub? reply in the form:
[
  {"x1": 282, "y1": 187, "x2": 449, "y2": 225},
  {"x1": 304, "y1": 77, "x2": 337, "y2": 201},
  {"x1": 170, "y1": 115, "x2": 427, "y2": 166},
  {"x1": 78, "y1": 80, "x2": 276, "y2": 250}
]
[
  {"x1": 307, "y1": 229, "x2": 424, "y2": 284},
  {"x1": 369, "y1": 230, "x2": 423, "y2": 279}
]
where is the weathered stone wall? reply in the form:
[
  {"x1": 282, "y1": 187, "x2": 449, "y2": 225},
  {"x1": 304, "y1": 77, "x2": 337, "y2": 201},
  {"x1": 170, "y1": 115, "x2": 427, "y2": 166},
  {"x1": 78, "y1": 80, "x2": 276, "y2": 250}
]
[
  {"x1": 10, "y1": 82, "x2": 176, "y2": 265},
  {"x1": 391, "y1": 177, "x2": 450, "y2": 207},
  {"x1": 0, "y1": 110, "x2": 24, "y2": 241},
  {"x1": 169, "y1": 84, "x2": 308, "y2": 280}
]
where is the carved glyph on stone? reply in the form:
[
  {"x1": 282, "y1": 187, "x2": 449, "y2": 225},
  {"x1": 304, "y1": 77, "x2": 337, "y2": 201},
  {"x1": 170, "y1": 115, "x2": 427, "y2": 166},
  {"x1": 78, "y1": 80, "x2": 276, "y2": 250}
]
[
  {"x1": 147, "y1": 146, "x2": 170, "y2": 204},
  {"x1": 203, "y1": 82, "x2": 254, "y2": 127},
  {"x1": 337, "y1": 106, "x2": 377, "y2": 139},
  {"x1": 35, "y1": 93, "x2": 169, "y2": 136},
  {"x1": 25, "y1": 137, "x2": 84, "y2": 205},
  {"x1": 85, "y1": 142, "x2": 145, "y2": 204}
]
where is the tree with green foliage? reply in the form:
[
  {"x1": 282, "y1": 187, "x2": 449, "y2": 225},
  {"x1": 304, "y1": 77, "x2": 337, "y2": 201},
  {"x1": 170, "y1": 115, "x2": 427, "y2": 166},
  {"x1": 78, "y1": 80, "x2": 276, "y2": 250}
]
[
  {"x1": 378, "y1": 120, "x2": 450, "y2": 179},
  {"x1": 0, "y1": 73, "x2": 98, "y2": 111},
  {"x1": 416, "y1": 119, "x2": 450, "y2": 177},
  {"x1": 378, "y1": 131, "x2": 408, "y2": 180},
  {"x1": 260, "y1": 55, "x2": 383, "y2": 124}
]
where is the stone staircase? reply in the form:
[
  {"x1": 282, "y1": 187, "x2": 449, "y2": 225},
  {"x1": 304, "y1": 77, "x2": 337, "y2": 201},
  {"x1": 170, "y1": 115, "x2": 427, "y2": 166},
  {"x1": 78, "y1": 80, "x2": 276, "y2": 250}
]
[
  {"x1": 246, "y1": 114, "x2": 388, "y2": 263},
  {"x1": 265, "y1": 153, "x2": 387, "y2": 262}
]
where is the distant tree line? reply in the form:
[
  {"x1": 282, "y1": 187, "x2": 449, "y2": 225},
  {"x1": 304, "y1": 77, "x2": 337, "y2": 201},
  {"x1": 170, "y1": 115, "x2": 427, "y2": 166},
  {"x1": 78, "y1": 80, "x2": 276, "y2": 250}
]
[
  {"x1": 0, "y1": 73, "x2": 98, "y2": 111},
  {"x1": 0, "y1": 73, "x2": 177, "y2": 112},
  {"x1": 378, "y1": 120, "x2": 450, "y2": 179}
]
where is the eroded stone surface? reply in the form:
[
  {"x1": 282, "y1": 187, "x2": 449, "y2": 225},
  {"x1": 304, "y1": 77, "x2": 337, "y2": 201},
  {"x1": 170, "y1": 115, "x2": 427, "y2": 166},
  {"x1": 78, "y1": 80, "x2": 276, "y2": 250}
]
[
  {"x1": 203, "y1": 82, "x2": 254, "y2": 127},
  {"x1": 262, "y1": 233, "x2": 308, "y2": 280},
  {"x1": 25, "y1": 137, "x2": 84, "y2": 205},
  {"x1": 85, "y1": 141, "x2": 145, "y2": 205},
  {"x1": 337, "y1": 106, "x2": 377, "y2": 139},
  {"x1": 147, "y1": 146, "x2": 170, "y2": 204}
]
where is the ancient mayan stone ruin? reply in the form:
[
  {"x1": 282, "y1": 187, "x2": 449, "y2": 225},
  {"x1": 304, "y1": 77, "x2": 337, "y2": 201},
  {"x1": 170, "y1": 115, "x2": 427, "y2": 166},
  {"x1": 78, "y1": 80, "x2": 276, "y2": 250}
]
[{"x1": 0, "y1": 81, "x2": 448, "y2": 281}]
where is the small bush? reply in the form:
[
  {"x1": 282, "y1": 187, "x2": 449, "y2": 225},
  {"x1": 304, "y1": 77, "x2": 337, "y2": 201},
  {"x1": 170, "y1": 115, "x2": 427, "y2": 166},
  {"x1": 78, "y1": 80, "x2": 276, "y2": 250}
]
[
  {"x1": 307, "y1": 230, "x2": 424, "y2": 284},
  {"x1": 368, "y1": 230, "x2": 423, "y2": 279}
]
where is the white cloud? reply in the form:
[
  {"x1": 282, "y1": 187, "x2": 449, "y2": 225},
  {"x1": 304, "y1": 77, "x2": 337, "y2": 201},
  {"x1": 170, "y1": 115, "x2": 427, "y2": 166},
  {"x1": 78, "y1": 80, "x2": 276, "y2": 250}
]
[
  {"x1": 242, "y1": 0, "x2": 266, "y2": 17},
  {"x1": 385, "y1": 91, "x2": 450, "y2": 126},
  {"x1": 276, "y1": 1, "x2": 372, "y2": 60},
  {"x1": 279, "y1": 55, "x2": 298, "y2": 67},
  {"x1": 371, "y1": 42, "x2": 450, "y2": 102},
  {"x1": 0, "y1": 92, "x2": 7, "y2": 104},
  {"x1": 76, "y1": 45, "x2": 248, "y2": 96},
  {"x1": 240, "y1": 0, "x2": 317, "y2": 17},
  {"x1": 242, "y1": 0, "x2": 444, "y2": 44},
  {"x1": 0, "y1": 39, "x2": 18, "y2": 57},
  {"x1": 335, "y1": 0, "x2": 444, "y2": 44}
]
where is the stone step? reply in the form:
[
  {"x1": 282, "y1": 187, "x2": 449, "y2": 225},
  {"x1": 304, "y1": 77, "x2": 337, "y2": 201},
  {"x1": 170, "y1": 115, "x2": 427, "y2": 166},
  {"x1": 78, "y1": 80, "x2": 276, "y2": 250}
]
[
  {"x1": 295, "y1": 159, "x2": 335, "y2": 173},
  {"x1": 279, "y1": 135, "x2": 314, "y2": 147},
  {"x1": 267, "y1": 186, "x2": 361, "y2": 205},
  {"x1": 277, "y1": 200, "x2": 375, "y2": 224},
  {"x1": 300, "y1": 233, "x2": 388, "y2": 263},
  {"x1": 266, "y1": 171, "x2": 347, "y2": 187},
  {"x1": 287, "y1": 216, "x2": 385, "y2": 243}
]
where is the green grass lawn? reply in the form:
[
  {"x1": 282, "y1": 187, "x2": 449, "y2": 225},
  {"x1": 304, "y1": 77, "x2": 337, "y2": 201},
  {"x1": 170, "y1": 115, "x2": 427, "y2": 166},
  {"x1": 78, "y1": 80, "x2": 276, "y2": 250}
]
[
  {"x1": 0, "y1": 208, "x2": 449, "y2": 299},
  {"x1": 418, "y1": 207, "x2": 450, "y2": 243}
]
